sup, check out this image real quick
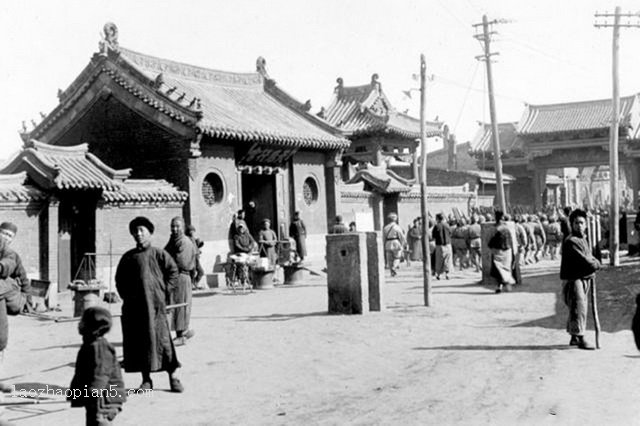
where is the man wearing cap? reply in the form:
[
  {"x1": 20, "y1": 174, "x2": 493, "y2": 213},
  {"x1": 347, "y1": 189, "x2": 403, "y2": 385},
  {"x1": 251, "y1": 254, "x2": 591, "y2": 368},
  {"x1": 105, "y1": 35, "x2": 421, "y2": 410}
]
[
  {"x1": 164, "y1": 217, "x2": 197, "y2": 346},
  {"x1": 383, "y1": 213, "x2": 406, "y2": 277},
  {"x1": 0, "y1": 222, "x2": 32, "y2": 314},
  {"x1": 115, "y1": 216, "x2": 183, "y2": 392}
]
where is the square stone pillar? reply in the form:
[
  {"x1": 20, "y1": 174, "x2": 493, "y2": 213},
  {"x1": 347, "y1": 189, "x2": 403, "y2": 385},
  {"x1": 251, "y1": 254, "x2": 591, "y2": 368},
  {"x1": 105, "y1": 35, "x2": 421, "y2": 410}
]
[
  {"x1": 326, "y1": 233, "x2": 368, "y2": 314},
  {"x1": 365, "y1": 231, "x2": 385, "y2": 311},
  {"x1": 533, "y1": 168, "x2": 547, "y2": 210}
]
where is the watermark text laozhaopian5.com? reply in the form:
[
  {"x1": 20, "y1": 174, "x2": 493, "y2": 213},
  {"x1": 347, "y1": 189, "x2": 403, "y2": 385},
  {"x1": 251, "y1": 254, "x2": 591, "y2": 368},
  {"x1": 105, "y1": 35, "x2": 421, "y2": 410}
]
[{"x1": 10, "y1": 384, "x2": 152, "y2": 398}]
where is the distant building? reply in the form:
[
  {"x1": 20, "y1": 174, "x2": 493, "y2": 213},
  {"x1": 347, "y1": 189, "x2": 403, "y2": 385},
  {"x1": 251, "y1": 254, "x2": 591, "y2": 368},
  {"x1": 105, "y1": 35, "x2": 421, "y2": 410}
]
[{"x1": 320, "y1": 74, "x2": 476, "y2": 228}]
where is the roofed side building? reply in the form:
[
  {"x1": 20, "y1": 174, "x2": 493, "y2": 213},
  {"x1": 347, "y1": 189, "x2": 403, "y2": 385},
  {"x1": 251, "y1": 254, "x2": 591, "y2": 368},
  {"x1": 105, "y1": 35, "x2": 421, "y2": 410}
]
[
  {"x1": 467, "y1": 95, "x2": 640, "y2": 210},
  {"x1": 0, "y1": 141, "x2": 187, "y2": 291},
  {"x1": 24, "y1": 23, "x2": 352, "y2": 272}
]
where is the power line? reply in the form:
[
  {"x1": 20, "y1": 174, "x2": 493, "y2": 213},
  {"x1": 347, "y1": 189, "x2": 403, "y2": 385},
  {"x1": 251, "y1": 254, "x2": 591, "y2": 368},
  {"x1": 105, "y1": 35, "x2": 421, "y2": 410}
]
[
  {"x1": 593, "y1": 8, "x2": 640, "y2": 267},
  {"x1": 452, "y1": 61, "x2": 480, "y2": 134}
]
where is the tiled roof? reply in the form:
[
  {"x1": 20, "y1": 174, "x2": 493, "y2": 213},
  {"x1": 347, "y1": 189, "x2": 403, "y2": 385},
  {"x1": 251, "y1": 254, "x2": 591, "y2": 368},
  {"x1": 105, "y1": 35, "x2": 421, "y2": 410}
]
[
  {"x1": 469, "y1": 122, "x2": 523, "y2": 154},
  {"x1": 0, "y1": 172, "x2": 46, "y2": 202},
  {"x1": 517, "y1": 95, "x2": 639, "y2": 136},
  {"x1": 102, "y1": 179, "x2": 188, "y2": 203},
  {"x1": 322, "y1": 77, "x2": 442, "y2": 139},
  {"x1": 465, "y1": 169, "x2": 515, "y2": 184},
  {"x1": 0, "y1": 142, "x2": 187, "y2": 204},
  {"x1": 0, "y1": 141, "x2": 130, "y2": 191},
  {"x1": 426, "y1": 141, "x2": 479, "y2": 171},
  {"x1": 346, "y1": 164, "x2": 414, "y2": 193},
  {"x1": 118, "y1": 48, "x2": 349, "y2": 150}
]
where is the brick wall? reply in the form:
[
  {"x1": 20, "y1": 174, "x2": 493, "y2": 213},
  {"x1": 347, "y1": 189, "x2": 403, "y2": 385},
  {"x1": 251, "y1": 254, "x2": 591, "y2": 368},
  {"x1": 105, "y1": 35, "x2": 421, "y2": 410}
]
[
  {"x1": 94, "y1": 203, "x2": 185, "y2": 288},
  {"x1": 292, "y1": 151, "x2": 328, "y2": 235}
]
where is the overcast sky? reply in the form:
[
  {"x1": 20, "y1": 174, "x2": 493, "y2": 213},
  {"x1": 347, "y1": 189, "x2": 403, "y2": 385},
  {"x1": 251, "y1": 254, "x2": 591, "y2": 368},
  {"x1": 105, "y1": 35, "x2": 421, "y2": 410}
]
[{"x1": 1, "y1": 0, "x2": 640, "y2": 159}]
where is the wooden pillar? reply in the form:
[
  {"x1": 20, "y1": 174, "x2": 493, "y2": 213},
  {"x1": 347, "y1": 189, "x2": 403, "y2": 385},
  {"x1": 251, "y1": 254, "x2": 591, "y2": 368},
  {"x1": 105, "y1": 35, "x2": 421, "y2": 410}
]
[
  {"x1": 275, "y1": 169, "x2": 289, "y2": 239},
  {"x1": 325, "y1": 151, "x2": 342, "y2": 230},
  {"x1": 533, "y1": 168, "x2": 546, "y2": 211},
  {"x1": 630, "y1": 160, "x2": 640, "y2": 209},
  {"x1": 372, "y1": 193, "x2": 384, "y2": 231}
]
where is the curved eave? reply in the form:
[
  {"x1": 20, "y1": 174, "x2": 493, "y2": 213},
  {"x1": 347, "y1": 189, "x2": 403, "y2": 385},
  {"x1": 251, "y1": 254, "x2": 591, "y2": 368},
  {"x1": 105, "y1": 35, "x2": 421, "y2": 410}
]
[
  {"x1": 31, "y1": 55, "x2": 200, "y2": 141},
  {"x1": 518, "y1": 124, "x2": 631, "y2": 140},
  {"x1": 198, "y1": 124, "x2": 350, "y2": 150}
]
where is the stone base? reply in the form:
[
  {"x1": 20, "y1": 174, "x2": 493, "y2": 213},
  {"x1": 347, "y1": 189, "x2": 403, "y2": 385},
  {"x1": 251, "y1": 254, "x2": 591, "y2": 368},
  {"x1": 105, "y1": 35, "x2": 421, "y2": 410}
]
[
  {"x1": 206, "y1": 273, "x2": 226, "y2": 289},
  {"x1": 283, "y1": 265, "x2": 306, "y2": 285},
  {"x1": 253, "y1": 270, "x2": 275, "y2": 289}
]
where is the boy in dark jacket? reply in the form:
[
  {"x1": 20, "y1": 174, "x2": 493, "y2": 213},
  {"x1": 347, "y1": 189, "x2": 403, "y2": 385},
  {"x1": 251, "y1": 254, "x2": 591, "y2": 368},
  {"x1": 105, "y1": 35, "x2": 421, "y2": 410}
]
[
  {"x1": 560, "y1": 209, "x2": 600, "y2": 350},
  {"x1": 69, "y1": 306, "x2": 126, "y2": 425}
]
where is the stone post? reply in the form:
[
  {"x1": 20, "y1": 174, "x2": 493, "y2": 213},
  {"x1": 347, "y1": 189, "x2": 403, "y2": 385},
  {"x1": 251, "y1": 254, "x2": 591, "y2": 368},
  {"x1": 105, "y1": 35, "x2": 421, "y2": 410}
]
[
  {"x1": 326, "y1": 233, "x2": 368, "y2": 314},
  {"x1": 365, "y1": 231, "x2": 385, "y2": 311}
]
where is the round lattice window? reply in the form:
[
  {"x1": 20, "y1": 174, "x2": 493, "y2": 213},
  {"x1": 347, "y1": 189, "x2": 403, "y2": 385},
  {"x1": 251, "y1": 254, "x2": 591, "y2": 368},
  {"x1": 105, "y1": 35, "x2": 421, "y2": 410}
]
[
  {"x1": 202, "y1": 173, "x2": 224, "y2": 206},
  {"x1": 303, "y1": 177, "x2": 318, "y2": 206}
]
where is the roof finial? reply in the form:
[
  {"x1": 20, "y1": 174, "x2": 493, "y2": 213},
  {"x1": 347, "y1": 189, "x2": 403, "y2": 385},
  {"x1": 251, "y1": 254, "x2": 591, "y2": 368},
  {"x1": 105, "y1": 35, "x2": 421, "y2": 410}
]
[
  {"x1": 31, "y1": 119, "x2": 38, "y2": 129},
  {"x1": 303, "y1": 100, "x2": 312, "y2": 112},
  {"x1": 21, "y1": 121, "x2": 27, "y2": 133},
  {"x1": 99, "y1": 22, "x2": 119, "y2": 55},
  {"x1": 153, "y1": 73, "x2": 164, "y2": 89},
  {"x1": 371, "y1": 73, "x2": 380, "y2": 91},
  {"x1": 317, "y1": 107, "x2": 326, "y2": 119},
  {"x1": 256, "y1": 56, "x2": 270, "y2": 79},
  {"x1": 335, "y1": 77, "x2": 344, "y2": 96},
  {"x1": 57, "y1": 88, "x2": 63, "y2": 100}
]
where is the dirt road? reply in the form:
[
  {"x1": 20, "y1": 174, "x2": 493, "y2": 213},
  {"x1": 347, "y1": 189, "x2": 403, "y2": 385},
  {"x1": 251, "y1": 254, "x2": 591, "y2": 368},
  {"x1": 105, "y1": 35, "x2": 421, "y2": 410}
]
[{"x1": 3, "y1": 257, "x2": 640, "y2": 425}]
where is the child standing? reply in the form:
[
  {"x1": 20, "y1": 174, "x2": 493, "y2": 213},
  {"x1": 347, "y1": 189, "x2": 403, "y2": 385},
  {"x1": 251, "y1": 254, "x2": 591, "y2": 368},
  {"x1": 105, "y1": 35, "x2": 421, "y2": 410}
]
[{"x1": 69, "y1": 306, "x2": 126, "y2": 425}]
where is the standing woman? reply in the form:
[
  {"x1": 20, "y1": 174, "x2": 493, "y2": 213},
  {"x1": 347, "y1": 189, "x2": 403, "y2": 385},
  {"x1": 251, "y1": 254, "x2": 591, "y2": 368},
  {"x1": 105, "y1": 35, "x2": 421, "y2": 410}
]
[
  {"x1": 289, "y1": 211, "x2": 307, "y2": 261},
  {"x1": 408, "y1": 217, "x2": 423, "y2": 261},
  {"x1": 258, "y1": 218, "x2": 278, "y2": 267},
  {"x1": 432, "y1": 213, "x2": 452, "y2": 280}
]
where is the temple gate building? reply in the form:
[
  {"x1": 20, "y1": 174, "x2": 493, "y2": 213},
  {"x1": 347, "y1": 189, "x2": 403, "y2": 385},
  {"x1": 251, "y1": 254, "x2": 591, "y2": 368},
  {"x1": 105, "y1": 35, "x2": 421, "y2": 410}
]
[{"x1": 23, "y1": 23, "x2": 350, "y2": 274}]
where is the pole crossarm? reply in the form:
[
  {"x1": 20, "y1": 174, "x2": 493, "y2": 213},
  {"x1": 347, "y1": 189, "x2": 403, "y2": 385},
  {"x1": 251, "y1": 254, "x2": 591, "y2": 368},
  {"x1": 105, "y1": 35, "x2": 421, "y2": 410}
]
[{"x1": 473, "y1": 14, "x2": 507, "y2": 213}]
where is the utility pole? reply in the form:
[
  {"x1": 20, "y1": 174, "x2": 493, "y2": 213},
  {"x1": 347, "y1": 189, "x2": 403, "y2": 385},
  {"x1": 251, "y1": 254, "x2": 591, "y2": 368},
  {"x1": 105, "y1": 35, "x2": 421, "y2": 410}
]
[
  {"x1": 594, "y1": 7, "x2": 640, "y2": 266},
  {"x1": 474, "y1": 15, "x2": 507, "y2": 213},
  {"x1": 419, "y1": 53, "x2": 432, "y2": 307}
]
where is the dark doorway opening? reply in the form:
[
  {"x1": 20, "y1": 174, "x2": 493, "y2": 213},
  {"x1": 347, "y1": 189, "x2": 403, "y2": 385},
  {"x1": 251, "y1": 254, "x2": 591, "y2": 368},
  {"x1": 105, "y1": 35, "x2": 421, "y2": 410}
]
[
  {"x1": 59, "y1": 194, "x2": 97, "y2": 289},
  {"x1": 242, "y1": 174, "x2": 277, "y2": 239},
  {"x1": 383, "y1": 194, "x2": 399, "y2": 225}
]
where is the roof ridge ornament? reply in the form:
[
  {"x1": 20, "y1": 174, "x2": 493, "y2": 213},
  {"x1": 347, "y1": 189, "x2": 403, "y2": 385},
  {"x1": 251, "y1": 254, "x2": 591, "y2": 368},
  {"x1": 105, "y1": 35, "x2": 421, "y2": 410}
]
[
  {"x1": 335, "y1": 78, "x2": 344, "y2": 97},
  {"x1": 99, "y1": 22, "x2": 119, "y2": 56},
  {"x1": 371, "y1": 73, "x2": 381, "y2": 92},
  {"x1": 256, "y1": 56, "x2": 270, "y2": 79}
]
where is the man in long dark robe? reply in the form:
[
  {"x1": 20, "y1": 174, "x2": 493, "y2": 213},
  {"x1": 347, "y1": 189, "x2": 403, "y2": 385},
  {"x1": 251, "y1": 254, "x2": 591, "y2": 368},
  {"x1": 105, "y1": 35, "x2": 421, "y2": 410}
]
[
  {"x1": 165, "y1": 217, "x2": 197, "y2": 346},
  {"x1": 560, "y1": 208, "x2": 600, "y2": 350},
  {"x1": 489, "y1": 211, "x2": 516, "y2": 293},
  {"x1": 115, "y1": 216, "x2": 183, "y2": 392},
  {"x1": 432, "y1": 213, "x2": 452, "y2": 280},
  {"x1": 0, "y1": 222, "x2": 32, "y2": 314},
  {"x1": 289, "y1": 211, "x2": 307, "y2": 261}
]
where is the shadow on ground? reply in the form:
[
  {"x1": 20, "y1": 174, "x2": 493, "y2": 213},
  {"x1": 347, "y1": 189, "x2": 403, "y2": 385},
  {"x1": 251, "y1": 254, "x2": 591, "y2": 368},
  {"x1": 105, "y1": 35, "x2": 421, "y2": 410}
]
[
  {"x1": 233, "y1": 311, "x2": 328, "y2": 322},
  {"x1": 414, "y1": 344, "x2": 571, "y2": 351},
  {"x1": 514, "y1": 263, "x2": 640, "y2": 333}
]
